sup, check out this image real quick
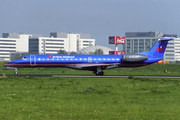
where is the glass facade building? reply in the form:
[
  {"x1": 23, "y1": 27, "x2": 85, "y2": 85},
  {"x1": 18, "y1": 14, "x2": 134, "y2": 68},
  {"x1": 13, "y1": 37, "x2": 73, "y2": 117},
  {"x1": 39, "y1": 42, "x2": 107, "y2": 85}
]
[
  {"x1": 123, "y1": 32, "x2": 179, "y2": 63},
  {"x1": 124, "y1": 38, "x2": 157, "y2": 53}
]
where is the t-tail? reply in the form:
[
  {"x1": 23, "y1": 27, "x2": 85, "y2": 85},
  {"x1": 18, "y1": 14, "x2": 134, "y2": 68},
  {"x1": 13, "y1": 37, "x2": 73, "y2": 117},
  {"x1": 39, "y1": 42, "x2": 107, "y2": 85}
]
[{"x1": 137, "y1": 38, "x2": 173, "y2": 59}]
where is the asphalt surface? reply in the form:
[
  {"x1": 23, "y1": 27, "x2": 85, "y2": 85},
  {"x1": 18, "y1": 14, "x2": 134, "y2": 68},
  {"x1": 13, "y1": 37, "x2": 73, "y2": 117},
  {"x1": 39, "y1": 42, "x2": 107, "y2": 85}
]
[{"x1": 1, "y1": 74, "x2": 180, "y2": 78}]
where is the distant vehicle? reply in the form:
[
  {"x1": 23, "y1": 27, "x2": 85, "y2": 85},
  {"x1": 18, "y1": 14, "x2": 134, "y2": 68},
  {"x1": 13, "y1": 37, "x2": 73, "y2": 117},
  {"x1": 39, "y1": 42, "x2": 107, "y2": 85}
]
[{"x1": 4, "y1": 38, "x2": 173, "y2": 75}]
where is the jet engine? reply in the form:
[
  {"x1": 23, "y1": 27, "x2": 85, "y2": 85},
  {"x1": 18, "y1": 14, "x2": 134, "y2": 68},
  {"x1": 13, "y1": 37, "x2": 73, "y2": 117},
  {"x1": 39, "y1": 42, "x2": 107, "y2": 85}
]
[{"x1": 122, "y1": 54, "x2": 148, "y2": 62}]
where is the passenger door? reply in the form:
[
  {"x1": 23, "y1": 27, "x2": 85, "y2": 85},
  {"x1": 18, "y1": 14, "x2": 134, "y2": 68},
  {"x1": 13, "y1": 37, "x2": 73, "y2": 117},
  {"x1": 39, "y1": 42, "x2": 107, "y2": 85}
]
[{"x1": 30, "y1": 55, "x2": 36, "y2": 66}]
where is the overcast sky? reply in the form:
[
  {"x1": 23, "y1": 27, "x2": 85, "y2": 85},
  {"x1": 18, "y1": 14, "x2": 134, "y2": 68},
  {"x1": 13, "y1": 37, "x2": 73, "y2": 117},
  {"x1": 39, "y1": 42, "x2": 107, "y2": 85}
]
[{"x1": 1, "y1": 0, "x2": 180, "y2": 50}]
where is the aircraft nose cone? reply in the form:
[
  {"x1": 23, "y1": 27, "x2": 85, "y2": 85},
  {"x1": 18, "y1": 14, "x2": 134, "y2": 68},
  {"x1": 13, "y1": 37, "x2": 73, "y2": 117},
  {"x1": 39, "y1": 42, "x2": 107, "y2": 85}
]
[
  {"x1": 3, "y1": 62, "x2": 18, "y2": 69},
  {"x1": 4, "y1": 63, "x2": 10, "y2": 67},
  {"x1": 4, "y1": 62, "x2": 15, "y2": 67}
]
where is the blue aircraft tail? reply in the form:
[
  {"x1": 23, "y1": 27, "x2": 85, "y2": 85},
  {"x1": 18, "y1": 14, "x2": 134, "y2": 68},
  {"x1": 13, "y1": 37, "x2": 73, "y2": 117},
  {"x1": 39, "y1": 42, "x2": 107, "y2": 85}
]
[{"x1": 137, "y1": 38, "x2": 173, "y2": 58}]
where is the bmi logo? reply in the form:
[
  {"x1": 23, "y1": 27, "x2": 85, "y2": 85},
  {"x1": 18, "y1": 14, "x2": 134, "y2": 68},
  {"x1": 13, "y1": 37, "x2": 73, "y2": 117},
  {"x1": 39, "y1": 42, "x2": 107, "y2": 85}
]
[
  {"x1": 155, "y1": 46, "x2": 163, "y2": 52},
  {"x1": 47, "y1": 56, "x2": 52, "y2": 58}
]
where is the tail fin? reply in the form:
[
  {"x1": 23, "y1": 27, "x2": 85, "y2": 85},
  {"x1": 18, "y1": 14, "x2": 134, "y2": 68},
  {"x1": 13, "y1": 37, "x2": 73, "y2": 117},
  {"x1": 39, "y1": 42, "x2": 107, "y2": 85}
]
[{"x1": 138, "y1": 38, "x2": 173, "y2": 58}]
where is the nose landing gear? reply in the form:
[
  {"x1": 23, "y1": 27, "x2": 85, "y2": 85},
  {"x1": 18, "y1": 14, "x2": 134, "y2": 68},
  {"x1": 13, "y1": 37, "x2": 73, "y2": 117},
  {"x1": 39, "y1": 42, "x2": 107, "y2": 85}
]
[{"x1": 14, "y1": 69, "x2": 18, "y2": 76}]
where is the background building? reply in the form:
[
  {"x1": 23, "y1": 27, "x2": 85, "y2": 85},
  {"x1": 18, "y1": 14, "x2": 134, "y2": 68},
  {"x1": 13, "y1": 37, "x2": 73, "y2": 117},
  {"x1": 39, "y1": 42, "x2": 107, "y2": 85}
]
[
  {"x1": 123, "y1": 32, "x2": 179, "y2": 63},
  {"x1": 164, "y1": 38, "x2": 180, "y2": 63},
  {"x1": 0, "y1": 33, "x2": 40, "y2": 61},
  {"x1": 1, "y1": 31, "x2": 179, "y2": 63},
  {"x1": 0, "y1": 32, "x2": 95, "y2": 61},
  {"x1": 29, "y1": 33, "x2": 95, "y2": 54},
  {"x1": 77, "y1": 45, "x2": 113, "y2": 54}
]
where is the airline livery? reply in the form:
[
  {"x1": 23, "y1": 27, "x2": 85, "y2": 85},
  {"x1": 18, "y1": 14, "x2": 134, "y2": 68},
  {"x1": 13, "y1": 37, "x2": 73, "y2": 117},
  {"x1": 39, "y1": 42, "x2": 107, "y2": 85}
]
[{"x1": 4, "y1": 38, "x2": 173, "y2": 75}]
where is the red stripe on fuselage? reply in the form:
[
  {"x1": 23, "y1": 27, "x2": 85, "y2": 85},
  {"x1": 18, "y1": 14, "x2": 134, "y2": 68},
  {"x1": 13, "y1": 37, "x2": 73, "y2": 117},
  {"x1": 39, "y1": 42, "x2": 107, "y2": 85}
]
[{"x1": 5, "y1": 62, "x2": 151, "y2": 67}]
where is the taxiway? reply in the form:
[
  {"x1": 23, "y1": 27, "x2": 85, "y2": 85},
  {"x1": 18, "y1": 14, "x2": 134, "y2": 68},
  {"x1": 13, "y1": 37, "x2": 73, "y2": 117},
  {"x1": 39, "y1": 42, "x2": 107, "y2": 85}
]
[{"x1": 1, "y1": 74, "x2": 180, "y2": 78}]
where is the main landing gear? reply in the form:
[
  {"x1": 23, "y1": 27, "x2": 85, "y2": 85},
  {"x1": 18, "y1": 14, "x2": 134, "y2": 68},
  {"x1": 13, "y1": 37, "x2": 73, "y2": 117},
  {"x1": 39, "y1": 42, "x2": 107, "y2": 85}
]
[
  {"x1": 93, "y1": 71, "x2": 104, "y2": 76},
  {"x1": 93, "y1": 66, "x2": 104, "y2": 76}
]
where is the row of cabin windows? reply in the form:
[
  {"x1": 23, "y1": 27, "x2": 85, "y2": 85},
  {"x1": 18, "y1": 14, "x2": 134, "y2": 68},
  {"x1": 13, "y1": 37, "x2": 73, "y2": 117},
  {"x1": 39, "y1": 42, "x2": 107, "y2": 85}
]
[{"x1": 37, "y1": 58, "x2": 120, "y2": 61}]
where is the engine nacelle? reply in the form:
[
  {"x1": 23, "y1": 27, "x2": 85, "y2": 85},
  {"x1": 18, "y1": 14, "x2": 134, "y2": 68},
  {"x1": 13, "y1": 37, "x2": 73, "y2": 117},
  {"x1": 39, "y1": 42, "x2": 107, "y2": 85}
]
[{"x1": 122, "y1": 54, "x2": 148, "y2": 62}]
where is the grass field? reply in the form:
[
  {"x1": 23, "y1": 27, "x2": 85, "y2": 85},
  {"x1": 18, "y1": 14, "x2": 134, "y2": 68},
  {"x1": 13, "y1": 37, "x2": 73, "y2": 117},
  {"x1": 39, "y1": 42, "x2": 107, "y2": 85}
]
[
  {"x1": 0, "y1": 76, "x2": 180, "y2": 119},
  {"x1": 1, "y1": 61, "x2": 180, "y2": 119}
]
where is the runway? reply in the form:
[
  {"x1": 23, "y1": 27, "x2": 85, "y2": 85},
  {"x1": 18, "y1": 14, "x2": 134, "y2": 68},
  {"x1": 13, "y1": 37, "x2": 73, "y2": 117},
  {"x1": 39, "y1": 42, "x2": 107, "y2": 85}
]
[{"x1": 1, "y1": 74, "x2": 180, "y2": 78}]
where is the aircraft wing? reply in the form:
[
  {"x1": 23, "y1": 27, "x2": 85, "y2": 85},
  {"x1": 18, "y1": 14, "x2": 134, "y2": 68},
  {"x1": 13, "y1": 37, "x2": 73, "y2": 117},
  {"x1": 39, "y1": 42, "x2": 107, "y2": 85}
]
[{"x1": 71, "y1": 63, "x2": 116, "y2": 71}]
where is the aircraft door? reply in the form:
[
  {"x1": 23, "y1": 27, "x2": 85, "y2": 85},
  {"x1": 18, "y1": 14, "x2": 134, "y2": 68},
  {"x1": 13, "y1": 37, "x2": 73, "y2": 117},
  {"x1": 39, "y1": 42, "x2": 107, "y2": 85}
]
[
  {"x1": 88, "y1": 57, "x2": 92, "y2": 63},
  {"x1": 30, "y1": 55, "x2": 36, "y2": 66}
]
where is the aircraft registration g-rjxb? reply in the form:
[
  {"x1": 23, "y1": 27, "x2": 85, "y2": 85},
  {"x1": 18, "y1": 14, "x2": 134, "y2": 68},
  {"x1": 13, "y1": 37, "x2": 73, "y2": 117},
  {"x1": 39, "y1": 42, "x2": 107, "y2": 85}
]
[{"x1": 4, "y1": 38, "x2": 173, "y2": 75}]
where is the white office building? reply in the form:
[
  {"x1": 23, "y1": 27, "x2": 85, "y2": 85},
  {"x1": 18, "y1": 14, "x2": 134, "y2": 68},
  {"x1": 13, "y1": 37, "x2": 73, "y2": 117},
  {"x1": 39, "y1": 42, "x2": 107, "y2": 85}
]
[
  {"x1": 123, "y1": 32, "x2": 179, "y2": 63},
  {"x1": 29, "y1": 33, "x2": 95, "y2": 54},
  {"x1": 0, "y1": 33, "x2": 39, "y2": 61},
  {"x1": 164, "y1": 38, "x2": 180, "y2": 63},
  {"x1": 0, "y1": 32, "x2": 95, "y2": 61}
]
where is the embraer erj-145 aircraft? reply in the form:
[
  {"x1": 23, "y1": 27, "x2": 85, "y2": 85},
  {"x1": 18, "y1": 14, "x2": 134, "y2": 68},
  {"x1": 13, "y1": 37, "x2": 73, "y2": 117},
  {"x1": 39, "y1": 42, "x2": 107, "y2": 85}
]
[{"x1": 4, "y1": 38, "x2": 173, "y2": 75}]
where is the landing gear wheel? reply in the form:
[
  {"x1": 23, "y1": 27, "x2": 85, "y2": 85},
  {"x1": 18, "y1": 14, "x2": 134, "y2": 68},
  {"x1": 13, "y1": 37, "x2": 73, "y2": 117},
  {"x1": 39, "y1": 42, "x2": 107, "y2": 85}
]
[
  {"x1": 95, "y1": 72, "x2": 99, "y2": 76},
  {"x1": 100, "y1": 71, "x2": 104, "y2": 76},
  {"x1": 94, "y1": 71, "x2": 104, "y2": 76}
]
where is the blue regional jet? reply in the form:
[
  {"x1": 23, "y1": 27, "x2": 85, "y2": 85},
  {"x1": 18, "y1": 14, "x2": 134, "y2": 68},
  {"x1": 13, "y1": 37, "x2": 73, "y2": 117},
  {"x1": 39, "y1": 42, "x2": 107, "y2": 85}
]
[{"x1": 4, "y1": 38, "x2": 173, "y2": 75}]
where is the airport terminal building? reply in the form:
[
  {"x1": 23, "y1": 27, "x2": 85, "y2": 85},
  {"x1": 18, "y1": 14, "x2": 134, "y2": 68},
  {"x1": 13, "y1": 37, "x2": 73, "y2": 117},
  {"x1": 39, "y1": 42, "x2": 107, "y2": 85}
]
[
  {"x1": 0, "y1": 33, "x2": 95, "y2": 61},
  {"x1": 123, "y1": 32, "x2": 180, "y2": 63}
]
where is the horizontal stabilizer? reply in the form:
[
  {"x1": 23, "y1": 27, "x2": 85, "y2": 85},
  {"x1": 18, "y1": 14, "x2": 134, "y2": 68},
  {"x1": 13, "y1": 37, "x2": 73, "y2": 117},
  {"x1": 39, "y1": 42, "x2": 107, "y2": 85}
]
[{"x1": 158, "y1": 38, "x2": 173, "y2": 42}]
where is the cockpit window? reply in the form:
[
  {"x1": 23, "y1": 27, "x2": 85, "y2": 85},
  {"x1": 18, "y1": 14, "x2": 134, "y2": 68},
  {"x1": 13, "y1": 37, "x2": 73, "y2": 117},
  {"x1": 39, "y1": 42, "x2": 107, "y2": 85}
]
[
  {"x1": 23, "y1": 57, "x2": 27, "y2": 60},
  {"x1": 18, "y1": 56, "x2": 27, "y2": 60},
  {"x1": 18, "y1": 56, "x2": 23, "y2": 59}
]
